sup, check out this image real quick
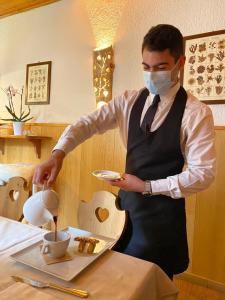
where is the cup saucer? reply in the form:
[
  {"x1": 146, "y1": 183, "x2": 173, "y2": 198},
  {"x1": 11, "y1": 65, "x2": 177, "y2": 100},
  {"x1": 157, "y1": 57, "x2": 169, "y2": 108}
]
[{"x1": 92, "y1": 170, "x2": 121, "y2": 181}]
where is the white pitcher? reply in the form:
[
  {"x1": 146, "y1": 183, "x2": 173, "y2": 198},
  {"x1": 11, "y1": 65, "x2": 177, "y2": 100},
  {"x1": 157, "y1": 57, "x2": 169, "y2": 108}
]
[{"x1": 23, "y1": 184, "x2": 59, "y2": 226}]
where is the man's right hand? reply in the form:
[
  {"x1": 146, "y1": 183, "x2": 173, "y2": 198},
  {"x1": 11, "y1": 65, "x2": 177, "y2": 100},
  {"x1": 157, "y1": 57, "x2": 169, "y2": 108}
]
[{"x1": 33, "y1": 150, "x2": 65, "y2": 188}]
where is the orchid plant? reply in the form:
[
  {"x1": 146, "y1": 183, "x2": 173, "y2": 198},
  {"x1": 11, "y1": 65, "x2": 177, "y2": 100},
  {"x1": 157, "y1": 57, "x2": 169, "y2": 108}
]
[{"x1": 1, "y1": 85, "x2": 33, "y2": 122}]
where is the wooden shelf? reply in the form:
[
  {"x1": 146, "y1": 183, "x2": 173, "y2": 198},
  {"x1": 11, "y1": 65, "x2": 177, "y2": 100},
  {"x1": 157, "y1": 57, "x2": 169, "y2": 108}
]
[{"x1": 0, "y1": 135, "x2": 52, "y2": 159}]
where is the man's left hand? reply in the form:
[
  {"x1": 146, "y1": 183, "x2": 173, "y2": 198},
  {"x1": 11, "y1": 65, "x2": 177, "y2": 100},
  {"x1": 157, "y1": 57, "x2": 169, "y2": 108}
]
[{"x1": 108, "y1": 173, "x2": 145, "y2": 193}]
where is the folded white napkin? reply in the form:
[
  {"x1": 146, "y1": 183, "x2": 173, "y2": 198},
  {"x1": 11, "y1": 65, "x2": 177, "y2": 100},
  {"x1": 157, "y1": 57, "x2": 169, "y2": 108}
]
[
  {"x1": 0, "y1": 217, "x2": 42, "y2": 252},
  {"x1": 0, "y1": 163, "x2": 36, "y2": 185},
  {"x1": 0, "y1": 179, "x2": 5, "y2": 185},
  {"x1": 0, "y1": 282, "x2": 59, "y2": 300}
]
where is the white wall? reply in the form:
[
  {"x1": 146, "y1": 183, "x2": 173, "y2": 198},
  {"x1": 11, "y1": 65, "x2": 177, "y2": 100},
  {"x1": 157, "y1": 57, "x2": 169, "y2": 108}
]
[
  {"x1": 0, "y1": 0, "x2": 224, "y2": 124},
  {"x1": 0, "y1": 0, "x2": 95, "y2": 123}
]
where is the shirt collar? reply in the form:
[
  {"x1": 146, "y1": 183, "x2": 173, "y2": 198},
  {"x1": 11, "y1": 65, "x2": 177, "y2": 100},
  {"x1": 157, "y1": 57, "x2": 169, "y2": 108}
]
[{"x1": 150, "y1": 81, "x2": 181, "y2": 104}]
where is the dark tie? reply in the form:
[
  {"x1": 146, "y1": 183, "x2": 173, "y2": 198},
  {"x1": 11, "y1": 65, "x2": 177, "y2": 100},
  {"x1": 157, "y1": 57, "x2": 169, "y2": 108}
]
[{"x1": 141, "y1": 94, "x2": 160, "y2": 135}]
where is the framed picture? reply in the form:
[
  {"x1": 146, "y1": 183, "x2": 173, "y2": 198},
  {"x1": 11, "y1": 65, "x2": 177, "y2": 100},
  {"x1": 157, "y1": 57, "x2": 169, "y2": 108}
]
[
  {"x1": 25, "y1": 61, "x2": 52, "y2": 105},
  {"x1": 181, "y1": 29, "x2": 225, "y2": 104}
]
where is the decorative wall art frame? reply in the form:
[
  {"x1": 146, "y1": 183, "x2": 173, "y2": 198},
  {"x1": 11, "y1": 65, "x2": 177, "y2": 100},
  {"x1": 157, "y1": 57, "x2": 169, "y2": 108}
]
[
  {"x1": 25, "y1": 61, "x2": 52, "y2": 105},
  {"x1": 181, "y1": 29, "x2": 225, "y2": 104}
]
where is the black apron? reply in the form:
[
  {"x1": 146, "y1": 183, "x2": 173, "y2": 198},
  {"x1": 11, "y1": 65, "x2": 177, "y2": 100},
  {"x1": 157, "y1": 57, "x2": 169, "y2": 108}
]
[{"x1": 114, "y1": 87, "x2": 189, "y2": 276}]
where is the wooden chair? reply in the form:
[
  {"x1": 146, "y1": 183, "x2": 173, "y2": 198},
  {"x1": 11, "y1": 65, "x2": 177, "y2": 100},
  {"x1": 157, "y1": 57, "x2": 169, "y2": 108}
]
[
  {"x1": 0, "y1": 176, "x2": 29, "y2": 221},
  {"x1": 78, "y1": 191, "x2": 127, "y2": 240}
]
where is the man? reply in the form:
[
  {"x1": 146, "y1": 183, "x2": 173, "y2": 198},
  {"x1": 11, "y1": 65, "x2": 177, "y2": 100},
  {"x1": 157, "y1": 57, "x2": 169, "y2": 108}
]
[{"x1": 33, "y1": 24, "x2": 216, "y2": 279}]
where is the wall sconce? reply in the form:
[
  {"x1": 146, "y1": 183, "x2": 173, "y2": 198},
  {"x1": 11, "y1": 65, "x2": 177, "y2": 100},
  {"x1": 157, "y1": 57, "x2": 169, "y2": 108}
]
[{"x1": 93, "y1": 46, "x2": 114, "y2": 108}]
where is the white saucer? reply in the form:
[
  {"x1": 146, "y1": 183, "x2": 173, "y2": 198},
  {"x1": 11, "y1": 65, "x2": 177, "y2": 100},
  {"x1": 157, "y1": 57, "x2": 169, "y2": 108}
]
[{"x1": 92, "y1": 170, "x2": 121, "y2": 181}]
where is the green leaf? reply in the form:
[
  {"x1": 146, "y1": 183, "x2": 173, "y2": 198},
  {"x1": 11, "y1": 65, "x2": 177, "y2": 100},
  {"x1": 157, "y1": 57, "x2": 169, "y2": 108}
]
[
  {"x1": 20, "y1": 111, "x2": 25, "y2": 118},
  {"x1": 5, "y1": 105, "x2": 19, "y2": 121},
  {"x1": 1, "y1": 118, "x2": 14, "y2": 121},
  {"x1": 5, "y1": 105, "x2": 13, "y2": 114},
  {"x1": 20, "y1": 106, "x2": 31, "y2": 120},
  {"x1": 20, "y1": 110, "x2": 31, "y2": 121},
  {"x1": 23, "y1": 117, "x2": 33, "y2": 122}
]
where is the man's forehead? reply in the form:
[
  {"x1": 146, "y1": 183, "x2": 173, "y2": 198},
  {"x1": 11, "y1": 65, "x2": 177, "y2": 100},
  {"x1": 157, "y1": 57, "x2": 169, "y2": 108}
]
[{"x1": 142, "y1": 49, "x2": 176, "y2": 65}]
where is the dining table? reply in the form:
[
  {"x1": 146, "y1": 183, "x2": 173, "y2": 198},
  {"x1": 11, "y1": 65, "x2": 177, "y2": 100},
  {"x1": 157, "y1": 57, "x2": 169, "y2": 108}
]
[{"x1": 0, "y1": 216, "x2": 179, "y2": 299}]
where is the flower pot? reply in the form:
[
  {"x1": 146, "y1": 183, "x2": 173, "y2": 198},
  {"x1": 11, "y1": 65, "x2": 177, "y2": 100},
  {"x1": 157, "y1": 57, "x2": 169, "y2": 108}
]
[{"x1": 12, "y1": 121, "x2": 24, "y2": 136}]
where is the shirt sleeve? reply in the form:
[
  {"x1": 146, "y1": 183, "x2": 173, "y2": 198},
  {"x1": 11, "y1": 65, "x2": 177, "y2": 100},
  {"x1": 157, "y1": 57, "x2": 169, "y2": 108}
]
[
  {"x1": 151, "y1": 105, "x2": 216, "y2": 199},
  {"x1": 53, "y1": 98, "x2": 121, "y2": 155}
]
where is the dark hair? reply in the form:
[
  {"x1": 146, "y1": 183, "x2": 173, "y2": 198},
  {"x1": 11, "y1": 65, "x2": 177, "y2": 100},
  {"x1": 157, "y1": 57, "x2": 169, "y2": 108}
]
[{"x1": 142, "y1": 24, "x2": 184, "y2": 61}]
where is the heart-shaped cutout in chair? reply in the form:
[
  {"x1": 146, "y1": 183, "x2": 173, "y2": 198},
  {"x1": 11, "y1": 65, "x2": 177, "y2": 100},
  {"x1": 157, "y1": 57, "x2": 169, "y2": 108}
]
[
  {"x1": 95, "y1": 207, "x2": 109, "y2": 223},
  {"x1": 78, "y1": 191, "x2": 126, "y2": 240}
]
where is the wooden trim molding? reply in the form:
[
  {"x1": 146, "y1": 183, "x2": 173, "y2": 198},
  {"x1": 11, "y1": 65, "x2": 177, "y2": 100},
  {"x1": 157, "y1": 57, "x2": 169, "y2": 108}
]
[
  {"x1": 176, "y1": 272, "x2": 225, "y2": 294},
  {"x1": 0, "y1": 0, "x2": 60, "y2": 19},
  {"x1": 28, "y1": 123, "x2": 68, "y2": 127},
  {"x1": 24, "y1": 123, "x2": 225, "y2": 130}
]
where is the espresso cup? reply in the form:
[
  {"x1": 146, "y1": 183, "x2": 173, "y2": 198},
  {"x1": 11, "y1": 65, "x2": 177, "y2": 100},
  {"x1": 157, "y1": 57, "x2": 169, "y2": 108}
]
[{"x1": 41, "y1": 231, "x2": 71, "y2": 258}]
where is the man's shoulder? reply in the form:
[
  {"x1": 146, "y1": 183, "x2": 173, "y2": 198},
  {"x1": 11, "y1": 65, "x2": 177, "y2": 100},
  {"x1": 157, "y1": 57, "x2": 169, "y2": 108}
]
[
  {"x1": 185, "y1": 91, "x2": 212, "y2": 116},
  {"x1": 121, "y1": 88, "x2": 145, "y2": 100},
  {"x1": 115, "y1": 88, "x2": 145, "y2": 108}
]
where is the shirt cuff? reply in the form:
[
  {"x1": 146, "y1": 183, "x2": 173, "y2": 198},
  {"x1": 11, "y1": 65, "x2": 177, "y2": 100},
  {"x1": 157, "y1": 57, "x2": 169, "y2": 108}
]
[
  {"x1": 151, "y1": 179, "x2": 169, "y2": 195},
  {"x1": 52, "y1": 144, "x2": 68, "y2": 156},
  {"x1": 151, "y1": 177, "x2": 183, "y2": 199}
]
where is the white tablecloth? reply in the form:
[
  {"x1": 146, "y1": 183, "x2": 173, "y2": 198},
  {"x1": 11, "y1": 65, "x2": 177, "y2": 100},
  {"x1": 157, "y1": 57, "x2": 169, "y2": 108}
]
[
  {"x1": 0, "y1": 217, "x2": 179, "y2": 300},
  {"x1": 0, "y1": 217, "x2": 43, "y2": 253}
]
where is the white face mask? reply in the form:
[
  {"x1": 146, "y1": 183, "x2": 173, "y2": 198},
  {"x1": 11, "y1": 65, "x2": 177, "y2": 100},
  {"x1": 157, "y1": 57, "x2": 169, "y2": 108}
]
[{"x1": 143, "y1": 61, "x2": 180, "y2": 95}]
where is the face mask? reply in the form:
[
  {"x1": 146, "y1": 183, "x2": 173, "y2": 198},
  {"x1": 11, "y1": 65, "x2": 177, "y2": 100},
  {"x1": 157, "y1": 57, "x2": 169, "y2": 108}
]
[{"x1": 143, "y1": 61, "x2": 180, "y2": 95}]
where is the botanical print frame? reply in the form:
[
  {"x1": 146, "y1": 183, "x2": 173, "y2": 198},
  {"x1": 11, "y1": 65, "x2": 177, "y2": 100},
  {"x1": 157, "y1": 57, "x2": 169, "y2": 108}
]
[
  {"x1": 181, "y1": 29, "x2": 225, "y2": 104},
  {"x1": 25, "y1": 61, "x2": 52, "y2": 105}
]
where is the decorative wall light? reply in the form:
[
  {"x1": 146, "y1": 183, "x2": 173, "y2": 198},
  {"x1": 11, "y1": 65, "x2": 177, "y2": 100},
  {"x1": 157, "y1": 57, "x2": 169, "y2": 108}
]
[
  {"x1": 93, "y1": 46, "x2": 114, "y2": 107},
  {"x1": 85, "y1": 0, "x2": 127, "y2": 107}
]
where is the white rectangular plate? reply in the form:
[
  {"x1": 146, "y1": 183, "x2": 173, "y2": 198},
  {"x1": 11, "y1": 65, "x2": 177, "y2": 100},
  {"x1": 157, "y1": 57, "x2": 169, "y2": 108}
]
[{"x1": 10, "y1": 227, "x2": 116, "y2": 281}]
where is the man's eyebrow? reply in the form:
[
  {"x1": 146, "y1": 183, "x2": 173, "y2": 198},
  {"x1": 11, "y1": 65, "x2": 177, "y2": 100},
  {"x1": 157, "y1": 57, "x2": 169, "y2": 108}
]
[{"x1": 141, "y1": 62, "x2": 169, "y2": 67}]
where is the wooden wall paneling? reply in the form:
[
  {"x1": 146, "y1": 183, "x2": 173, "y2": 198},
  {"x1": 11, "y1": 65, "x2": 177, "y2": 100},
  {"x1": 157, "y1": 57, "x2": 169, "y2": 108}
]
[
  {"x1": 78, "y1": 130, "x2": 114, "y2": 202},
  {"x1": 112, "y1": 129, "x2": 126, "y2": 183},
  {"x1": 78, "y1": 129, "x2": 125, "y2": 203},
  {"x1": 56, "y1": 146, "x2": 82, "y2": 229},
  {"x1": 192, "y1": 129, "x2": 225, "y2": 283}
]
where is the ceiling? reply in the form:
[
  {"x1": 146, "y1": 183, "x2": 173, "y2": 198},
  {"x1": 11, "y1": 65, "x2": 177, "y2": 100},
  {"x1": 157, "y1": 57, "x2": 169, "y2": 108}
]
[{"x1": 0, "y1": 0, "x2": 60, "y2": 19}]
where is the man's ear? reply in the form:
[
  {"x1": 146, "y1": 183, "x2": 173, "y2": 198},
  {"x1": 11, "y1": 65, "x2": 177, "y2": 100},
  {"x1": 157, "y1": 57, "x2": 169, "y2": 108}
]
[{"x1": 179, "y1": 56, "x2": 186, "y2": 68}]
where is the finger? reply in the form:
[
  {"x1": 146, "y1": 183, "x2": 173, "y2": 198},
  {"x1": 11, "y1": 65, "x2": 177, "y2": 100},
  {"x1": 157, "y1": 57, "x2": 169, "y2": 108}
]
[
  {"x1": 46, "y1": 167, "x2": 58, "y2": 188},
  {"x1": 32, "y1": 167, "x2": 42, "y2": 185},
  {"x1": 33, "y1": 168, "x2": 49, "y2": 186},
  {"x1": 107, "y1": 180, "x2": 118, "y2": 186},
  {"x1": 109, "y1": 176, "x2": 125, "y2": 183},
  {"x1": 109, "y1": 181, "x2": 125, "y2": 188},
  {"x1": 46, "y1": 176, "x2": 54, "y2": 188}
]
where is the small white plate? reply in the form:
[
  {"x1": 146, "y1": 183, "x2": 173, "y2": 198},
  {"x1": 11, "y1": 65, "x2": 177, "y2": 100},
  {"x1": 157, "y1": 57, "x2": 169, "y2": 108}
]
[{"x1": 92, "y1": 170, "x2": 121, "y2": 181}]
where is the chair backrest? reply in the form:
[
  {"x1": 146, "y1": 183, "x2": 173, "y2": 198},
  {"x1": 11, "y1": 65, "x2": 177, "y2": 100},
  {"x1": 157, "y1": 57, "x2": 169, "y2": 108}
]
[
  {"x1": 78, "y1": 191, "x2": 126, "y2": 240},
  {"x1": 0, "y1": 177, "x2": 29, "y2": 220}
]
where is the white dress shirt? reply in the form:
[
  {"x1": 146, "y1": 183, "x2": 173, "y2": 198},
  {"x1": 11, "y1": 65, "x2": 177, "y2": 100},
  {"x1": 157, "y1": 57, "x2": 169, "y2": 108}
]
[{"x1": 54, "y1": 82, "x2": 216, "y2": 199}]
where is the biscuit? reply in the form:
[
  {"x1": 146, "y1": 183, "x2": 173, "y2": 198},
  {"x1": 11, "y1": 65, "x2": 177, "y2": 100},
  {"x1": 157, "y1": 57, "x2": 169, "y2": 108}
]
[{"x1": 74, "y1": 236, "x2": 99, "y2": 253}]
